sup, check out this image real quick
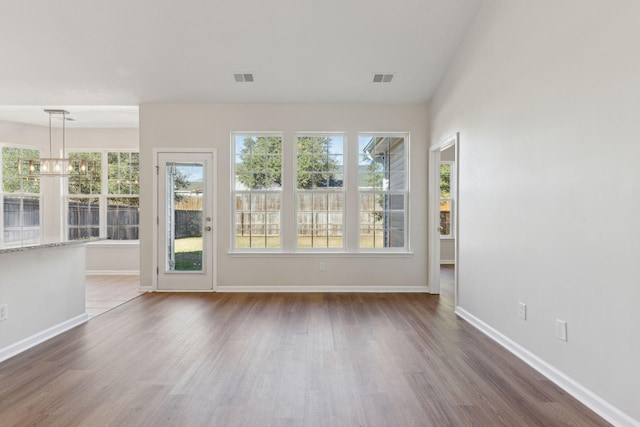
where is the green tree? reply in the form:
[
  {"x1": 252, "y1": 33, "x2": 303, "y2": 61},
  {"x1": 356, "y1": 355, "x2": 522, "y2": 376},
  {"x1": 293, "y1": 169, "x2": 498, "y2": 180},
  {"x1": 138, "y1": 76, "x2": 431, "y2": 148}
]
[
  {"x1": 361, "y1": 159, "x2": 384, "y2": 189},
  {"x1": 68, "y1": 152, "x2": 102, "y2": 195},
  {"x1": 2, "y1": 147, "x2": 40, "y2": 194},
  {"x1": 235, "y1": 136, "x2": 283, "y2": 189},
  {"x1": 296, "y1": 136, "x2": 341, "y2": 189},
  {"x1": 235, "y1": 136, "x2": 342, "y2": 190},
  {"x1": 108, "y1": 152, "x2": 139, "y2": 195},
  {"x1": 440, "y1": 163, "x2": 451, "y2": 198}
]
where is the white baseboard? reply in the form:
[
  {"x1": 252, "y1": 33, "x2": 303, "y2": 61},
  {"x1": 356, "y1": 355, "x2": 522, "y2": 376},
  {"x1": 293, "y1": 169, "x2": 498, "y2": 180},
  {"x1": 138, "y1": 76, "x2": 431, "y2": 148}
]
[
  {"x1": 454, "y1": 307, "x2": 639, "y2": 427},
  {"x1": 0, "y1": 313, "x2": 89, "y2": 364},
  {"x1": 86, "y1": 270, "x2": 140, "y2": 276},
  {"x1": 216, "y1": 285, "x2": 428, "y2": 293},
  {"x1": 440, "y1": 260, "x2": 456, "y2": 265}
]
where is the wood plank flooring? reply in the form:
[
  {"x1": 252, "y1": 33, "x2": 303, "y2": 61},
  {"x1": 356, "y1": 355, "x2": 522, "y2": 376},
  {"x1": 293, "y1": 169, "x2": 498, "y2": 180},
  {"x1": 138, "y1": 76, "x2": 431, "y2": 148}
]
[
  {"x1": 0, "y1": 272, "x2": 609, "y2": 426},
  {"x1": 85, "y1": 275, "x2": 142, "y2": 318}
]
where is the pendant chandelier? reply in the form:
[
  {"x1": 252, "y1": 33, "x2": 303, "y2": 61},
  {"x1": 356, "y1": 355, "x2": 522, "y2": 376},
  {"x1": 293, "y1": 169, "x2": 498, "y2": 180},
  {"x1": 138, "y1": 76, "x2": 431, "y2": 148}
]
[{"x1": 18, "y1": 109, "x2": 98, "y2": 179}]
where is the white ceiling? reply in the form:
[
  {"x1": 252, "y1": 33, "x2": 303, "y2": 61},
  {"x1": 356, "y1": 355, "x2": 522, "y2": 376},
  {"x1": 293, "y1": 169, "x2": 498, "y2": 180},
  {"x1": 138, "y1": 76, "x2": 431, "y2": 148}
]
[{"x1": 0, "y1": 0, "x2": 482, "y2": 127}]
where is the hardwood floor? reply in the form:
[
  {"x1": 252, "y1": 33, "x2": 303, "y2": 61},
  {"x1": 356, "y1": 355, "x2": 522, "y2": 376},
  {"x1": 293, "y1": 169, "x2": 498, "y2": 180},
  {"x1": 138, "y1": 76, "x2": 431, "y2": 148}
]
[
  {"x1": 0, "y1": 274, "x2": 609, "y2": 426},
  {"x1": 85, "y1": 275, "x2": 143, "y2": 318}
]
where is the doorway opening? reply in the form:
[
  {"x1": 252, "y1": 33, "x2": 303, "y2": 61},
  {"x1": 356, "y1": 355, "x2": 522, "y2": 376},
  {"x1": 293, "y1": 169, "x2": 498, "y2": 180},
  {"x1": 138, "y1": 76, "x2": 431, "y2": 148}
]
[{"x1": 428, "y1": 133, "x2": 459, "y2": 304}]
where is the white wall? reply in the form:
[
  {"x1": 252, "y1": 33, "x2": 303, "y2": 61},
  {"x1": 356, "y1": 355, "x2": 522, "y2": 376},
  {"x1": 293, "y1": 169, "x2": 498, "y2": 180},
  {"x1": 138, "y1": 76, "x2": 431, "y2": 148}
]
[
  {"x1": 430, "y1": 0, "x2": 640, "y2": 423},
  {"x1": 0, "y1": 121, "x2": 140, "y2": 273},
  {"x1": 0, "y1": 245, "x2": 87, "y2": 355},
  {"x1": 139, "y1": 104, "x2": 429, "y2": 290}
]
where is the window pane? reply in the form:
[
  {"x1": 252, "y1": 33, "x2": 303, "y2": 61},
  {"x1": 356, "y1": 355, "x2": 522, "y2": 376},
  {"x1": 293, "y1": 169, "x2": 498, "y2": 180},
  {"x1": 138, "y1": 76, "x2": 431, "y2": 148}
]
[
  {"x1": 68, "y1": 198, "x2": 100, "y2": 240},
  {"x1": 233, "y1": 188, "x2": 281, "y2": 249},
  {"x1": 107, "y1": 151, "x2": 139, "y2": 195},
  {"x1": 107, "y1": 197, "x2": 139, "y2": 240},
  {"x1": 440, "y1": 200, "x2": 451, "y2": 236},
  {"x1": 2, "y1": 147, "x2": 41, "y2": 194},
  {"x1": 296, "y1": 191, "x2": 343, "y2": 249},
  {"x1": 3, "y1": 196, "x2": 40, "y2": 246},
  {"x1": 440, "y1": 163, "x2": 451, "y2": 199},
  {"x1": 251, "y1": 193, "x2": 265, "y2": 211},
  {"x1": 235, "y1": 136, "x2": 282, "y2": 190},
  {"x1": 358, "y1": 193, "x2": 406, "y2": 249},
  {"x1": 68, "y1": 152, "x2": 102, "y2": 194},
  {"x1": 297, "y1": 136, "x2": 344, "y2": 190}
]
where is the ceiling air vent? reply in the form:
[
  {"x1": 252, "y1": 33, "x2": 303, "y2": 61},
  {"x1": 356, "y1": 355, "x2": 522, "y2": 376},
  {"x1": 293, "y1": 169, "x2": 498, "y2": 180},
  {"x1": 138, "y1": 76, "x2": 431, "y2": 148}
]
[
  {"x1": 234, "y1": 73, "x2": 254, "y2": 83},
  {"x1": 373, "y1": 73, "x2": 394, "y2": 83}
]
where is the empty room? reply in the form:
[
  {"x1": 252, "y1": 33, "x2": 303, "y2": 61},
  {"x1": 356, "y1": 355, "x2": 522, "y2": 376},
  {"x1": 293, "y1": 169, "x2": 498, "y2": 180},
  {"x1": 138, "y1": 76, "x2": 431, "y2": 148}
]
[{"x1": 0, "y1": 0, "x2": 638, "y2": 426}]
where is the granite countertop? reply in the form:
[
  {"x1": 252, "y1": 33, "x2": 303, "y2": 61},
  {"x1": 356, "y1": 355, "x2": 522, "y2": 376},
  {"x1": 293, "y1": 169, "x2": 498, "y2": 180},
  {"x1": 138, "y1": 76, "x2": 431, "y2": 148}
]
[{"x1": 0, "y1": 238, "x2": 106, "y2": 255}]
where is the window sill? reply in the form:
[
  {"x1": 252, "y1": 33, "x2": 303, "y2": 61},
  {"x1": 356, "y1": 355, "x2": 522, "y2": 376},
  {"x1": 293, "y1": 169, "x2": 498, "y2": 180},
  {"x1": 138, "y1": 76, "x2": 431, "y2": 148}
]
[
  {"x1": 87, "y1": 240, "x2": 140, "y2": 248},
  {"x1": 228, "y1": 251, "x2": 414, "y2": 258}
]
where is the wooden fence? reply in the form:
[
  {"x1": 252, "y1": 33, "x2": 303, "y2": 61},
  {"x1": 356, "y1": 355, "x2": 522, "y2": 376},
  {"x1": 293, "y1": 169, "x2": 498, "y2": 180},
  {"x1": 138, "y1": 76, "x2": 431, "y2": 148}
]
[
  {"x1": 2, "y1": 197, "x2": 40, "y2": 244},
  {"x1": 67, "y1": 201, "x2": 139, "y2": 240}
]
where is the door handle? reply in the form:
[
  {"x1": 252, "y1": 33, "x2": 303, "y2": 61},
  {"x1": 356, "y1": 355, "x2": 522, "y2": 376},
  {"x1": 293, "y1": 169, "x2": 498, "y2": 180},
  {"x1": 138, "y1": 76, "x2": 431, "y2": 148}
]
[{"x1": 205, "y1": 226, "x2": 212, "y2": 232}]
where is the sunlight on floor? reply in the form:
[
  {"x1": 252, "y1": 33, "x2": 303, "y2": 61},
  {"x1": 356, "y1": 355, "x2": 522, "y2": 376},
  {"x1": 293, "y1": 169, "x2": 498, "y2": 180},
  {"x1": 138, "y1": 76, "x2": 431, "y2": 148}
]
[{"x1": 85, "y1": 275, "x2": 143, "y2": 318}]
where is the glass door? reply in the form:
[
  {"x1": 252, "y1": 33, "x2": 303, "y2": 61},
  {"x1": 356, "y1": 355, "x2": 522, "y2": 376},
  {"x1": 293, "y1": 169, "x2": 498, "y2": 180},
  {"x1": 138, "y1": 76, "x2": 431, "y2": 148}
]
[{"x1": 157, "y1": 152, "x2": 214, "y2": 291}]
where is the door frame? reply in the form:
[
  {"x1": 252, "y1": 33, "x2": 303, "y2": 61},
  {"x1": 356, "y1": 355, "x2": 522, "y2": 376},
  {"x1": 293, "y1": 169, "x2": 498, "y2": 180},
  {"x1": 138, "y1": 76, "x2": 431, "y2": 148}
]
[
  {"x1": 428, "y1": 133, "x2": 459, "y2": 305},
  {"x1": 152, "y1": 148, "x2": 217, "y2": 292}
]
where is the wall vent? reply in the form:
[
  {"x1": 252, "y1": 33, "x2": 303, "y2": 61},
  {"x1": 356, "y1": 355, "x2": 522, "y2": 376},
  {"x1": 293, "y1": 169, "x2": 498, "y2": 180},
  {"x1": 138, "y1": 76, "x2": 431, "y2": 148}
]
[
  {"x1": 373, "y1": 73, "x2": 394, "y2": 83},
  {"x1": 234, "y1": 73, "x2": 254, "y2": 83}
]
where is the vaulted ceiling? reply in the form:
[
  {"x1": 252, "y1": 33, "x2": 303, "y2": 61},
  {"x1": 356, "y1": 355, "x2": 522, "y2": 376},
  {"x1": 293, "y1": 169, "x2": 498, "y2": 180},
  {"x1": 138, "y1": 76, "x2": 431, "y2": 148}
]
[{"x1": 0, "y1": 0, "x2": 481, "y2": 127}]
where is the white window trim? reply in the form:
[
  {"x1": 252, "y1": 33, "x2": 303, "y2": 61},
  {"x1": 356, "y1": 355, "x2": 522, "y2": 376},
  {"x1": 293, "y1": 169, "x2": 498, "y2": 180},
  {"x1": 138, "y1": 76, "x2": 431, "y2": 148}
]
[
  {"x1": 230, "y1": 132, "x2": 284, "y2": 252},
  {"x1": 294, "y1": 133, "x2": 347, "y2": 252}
]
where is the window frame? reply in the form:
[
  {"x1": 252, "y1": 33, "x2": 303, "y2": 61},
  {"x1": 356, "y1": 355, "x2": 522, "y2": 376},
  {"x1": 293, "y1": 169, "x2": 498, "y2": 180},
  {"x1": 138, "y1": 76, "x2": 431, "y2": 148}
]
[
  {"x1": 230, "y1": 132, "x2": 284, "y2": 252},
  {"x1": 357, "y1": 133, "x2": 410, "y2": 252},
  {"x1": 439, "y1": 160, "x2": 455, "y2": 240},
  {"x1": 0, "y1": 144, "x2": 42, "y2": 248},
  {"x1": 65, "y1": 149, "x2": 140, "y2": 241},
  {"x1": 294, "y1": 133, "x2": 346, "y2": 252}
]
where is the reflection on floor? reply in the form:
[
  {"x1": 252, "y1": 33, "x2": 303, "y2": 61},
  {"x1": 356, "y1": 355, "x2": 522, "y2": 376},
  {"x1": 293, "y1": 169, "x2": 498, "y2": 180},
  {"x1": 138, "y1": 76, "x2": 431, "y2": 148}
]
[
  {"x1": 85, "y1": 275, "x2": 143, "y2": 318},
  {"x1": 84, "y1": 269, "x2": 455, "y2": 319}
]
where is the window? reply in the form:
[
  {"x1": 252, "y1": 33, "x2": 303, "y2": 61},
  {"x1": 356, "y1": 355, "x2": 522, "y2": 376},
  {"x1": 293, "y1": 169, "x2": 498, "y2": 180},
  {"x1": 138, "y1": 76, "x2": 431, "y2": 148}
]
[
  {"x1": 230, "y1": 132, "x2": 410, "y2": 253},
  {"x1": 67, "y1": 151, "x2": 139, "y2": 240},
  {"x1": 1, "y1": 146, "x2": 41, "y2": 247},
  {"x1": 358, "y1": 135, "x2": 407, "y2": 249},
  {"x1": 232, "y1": 134, "x2": 282, "y2": 249},
  {"x1": 439, "y1": 161, "x2": 454, "y2": 238},
  {"x1": 296, "y1": 135, "x2": 344, "y2": 249},
  {"x1": 106, "y1": 152, "x2": 140, "y2": 240}
]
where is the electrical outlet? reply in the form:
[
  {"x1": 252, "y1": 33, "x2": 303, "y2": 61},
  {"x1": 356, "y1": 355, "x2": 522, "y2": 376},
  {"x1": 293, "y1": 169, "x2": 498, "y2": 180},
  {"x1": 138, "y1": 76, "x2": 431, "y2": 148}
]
[
  {"x1": 319, "y1": 262, "x2": 326, "y2": 272},
  {"x1": 0, "y1": 304, "x2": 7, "y2": 321},
  {"x1": 518, "y1": 302, "x2": 527, "y2": 320},
  {"x1": 555, "y1": 319, "x2": 567, "y2": 341}
]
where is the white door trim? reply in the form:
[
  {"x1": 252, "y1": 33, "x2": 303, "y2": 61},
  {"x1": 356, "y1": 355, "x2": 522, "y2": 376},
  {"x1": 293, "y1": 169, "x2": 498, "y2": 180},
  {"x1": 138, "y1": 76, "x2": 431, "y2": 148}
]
[
  {"x1": 428, "y1": 133, "x2": 459, "y2": 304},
  {"x1": 152, "y1": 148, "x2": 217, "y2": 292}
]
